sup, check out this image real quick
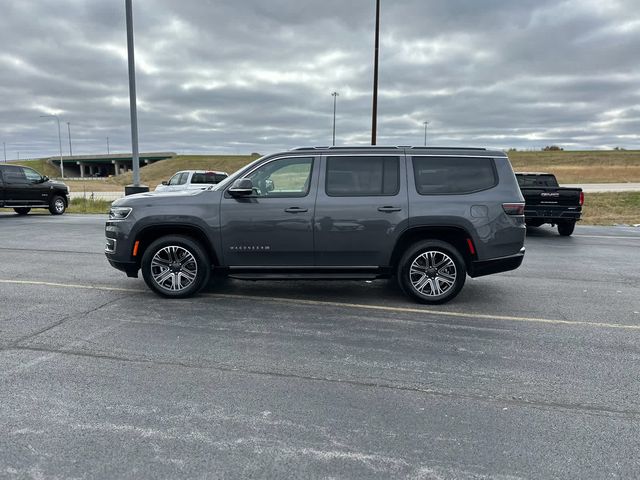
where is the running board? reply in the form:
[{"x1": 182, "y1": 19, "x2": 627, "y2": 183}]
[{"x1": 228, "y1": 273, "x2": 381, "y2": 281}]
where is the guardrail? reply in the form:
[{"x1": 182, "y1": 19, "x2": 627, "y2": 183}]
[{"x1": 69, "y1": 192, "x2": 124, "y2": 201}]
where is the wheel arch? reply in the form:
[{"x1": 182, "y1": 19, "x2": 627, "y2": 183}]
[
  {"x1": 389, "y1": 226, "x2": 476, "y2": 270},
  {"x1": 133, "y1": 224, "x2": 219, "y2": 267}
]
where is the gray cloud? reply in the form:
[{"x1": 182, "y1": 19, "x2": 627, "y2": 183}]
[{"x1": 0, "y1": 0, "x2": 639, "y2": 160}]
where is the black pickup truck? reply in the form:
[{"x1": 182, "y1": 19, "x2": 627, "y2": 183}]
[
  {"x1": 515, "y1": 172, "x2": 583, "y2": 236},
  {"x1": 0, "y1": 164, "x2": 70, "y2": 215}
]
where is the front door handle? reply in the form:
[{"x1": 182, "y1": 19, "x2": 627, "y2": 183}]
[
  {"x1": 284, "y1": 207, "x2": 308, "y2": 213},
  {"x1": 378, "y1": 206, "x2": 402, "y2": 212}
]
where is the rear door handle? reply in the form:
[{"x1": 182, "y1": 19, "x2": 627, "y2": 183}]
[
  {"x1": 284, "y1": 207, "x2": 308, "y2": 213},
  {"x1": 377, "y1": 206, "x2": 402, "y2": 212}
]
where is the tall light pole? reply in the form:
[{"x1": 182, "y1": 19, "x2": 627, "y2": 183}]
[
  {"x1": 3, "y1": 142, "x2": 6, "y2": 162},
  {"x1": 331, "y1": 91, "x2": 339, "y2": 146},
  {"x1": 107, "y1": 136, "x2": 110, "y2": 154},
  {"x1": 40, "y1": 114, "x2": 64, "y2": 178},
  {"x1": 371, "y1": 0, "x2": 380, "y2": 145},
  {"x1": 125, "y1": 0, "x2": 146, "y2": 193},
  {"x1": 66, "y1": 122, "x2": 73, "y2": 156},
  {"x1": 423, "y1": 121, "x2": 429, "y2": 146}
]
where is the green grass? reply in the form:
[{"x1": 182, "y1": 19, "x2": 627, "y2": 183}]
[
  {"x1": 508, "y1": 150, "x2": 640, "y2": 183},
  {"x1": 111, "y1": 154, "x2": 259, "y2": 188},
  {"x1": 582, "y1": 192, "x2": 640, "y2": 225},
  {"x1": 67, "y1": 198, "x2": 112, "y2": 214}
]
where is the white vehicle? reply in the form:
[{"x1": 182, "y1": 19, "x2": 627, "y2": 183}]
[{"x1": 155, "y1": 170, "x2": 228, "y2": 192}]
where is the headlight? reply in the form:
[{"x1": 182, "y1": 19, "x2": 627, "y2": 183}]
[{"x1": 109, "y1": 207, "x2": 132, "y2": 220}]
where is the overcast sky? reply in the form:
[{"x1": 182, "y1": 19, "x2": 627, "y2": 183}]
[{"x1": 1, "y1": 0, "x2": 639, "y2": 160}]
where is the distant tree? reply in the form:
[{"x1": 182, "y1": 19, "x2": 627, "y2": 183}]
[
  {"x1": 250, "y1": 152, "x2": 261, "y2": 157},
  {"x1": 508, "y1": 148, "x2": 518, "y2": 152},
  {"x1": 613, "y1": 147, "x2": 626, "y2": 151},
  {"x1": 542, "y1": 145, "x2": 563, "y2": 151}
]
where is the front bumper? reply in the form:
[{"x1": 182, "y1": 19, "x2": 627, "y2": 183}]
[{"x1": 468, "y1": 248, "x2": 525, "y2": 278}]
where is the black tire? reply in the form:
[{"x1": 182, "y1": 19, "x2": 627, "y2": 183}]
[
  {"x1": 397, "y1": 240, "x2": 466, "y2": 304},
  {"x1": 141, "y1": 235, "x2": 211, "y2": 298},
  {"x1": 49, "y1": 195, "x2": 66, "y2": 215},
  {"x1": 558, "y1": 221, "x2": 575, "y2": 236},
  {"x1": 14, "y1": 207, "x2": 31, "y2": 215}
]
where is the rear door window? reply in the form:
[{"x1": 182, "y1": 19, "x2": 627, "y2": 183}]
[
  {"x1": 2, "y1": 166, "x2": 28, "y2": 184},
  {"x1": 412, "y1": 156, "x2": 497, "y2": 195},
  {"x1": 326, "y1": 156, "x2": 399, "y2": 196}
]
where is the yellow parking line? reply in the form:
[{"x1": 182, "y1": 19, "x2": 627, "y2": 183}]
[{"x1": 1, "y1": 278, "x2": 637, "y2": 331}]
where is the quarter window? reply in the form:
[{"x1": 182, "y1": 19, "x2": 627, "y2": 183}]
[
  {"x1": 412, "y1": 156, "x2": 497, "y2": 195},
  {"x1": 245, "y1": 157, "x2": 313, "y2": 198},
  {"x1": 326, "y1": 156, "x2": 399, "y2": 196}
]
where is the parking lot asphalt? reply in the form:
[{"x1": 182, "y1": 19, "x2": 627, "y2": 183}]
[{"x1": 1, "y1": 212, "x2": 639, "y2": 479}]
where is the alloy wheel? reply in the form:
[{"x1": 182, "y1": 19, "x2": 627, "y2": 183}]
[{"x1": 409, "y1": 250, "x2": 457, "y2": 297}]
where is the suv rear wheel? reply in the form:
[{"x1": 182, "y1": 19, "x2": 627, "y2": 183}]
[
  {"x1": 397, "y1": 240, "x2": 466, "y2": 304},
  {"x1": 141, "y1": 235, "x2": 210, "y2": 298},
  {"x1": 14, "y1": 207, "x2": 31, "y2": 215}
]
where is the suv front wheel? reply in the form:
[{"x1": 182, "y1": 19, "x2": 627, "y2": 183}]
[
  {"x1": 397, "y1": 240, "x2": 466, "y2": 304},
  {"x1": 141, "y1": 235, "x2": 211, "y2": 298}
]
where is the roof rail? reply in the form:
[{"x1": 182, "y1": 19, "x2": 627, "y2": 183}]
[
  {"x1": 409, "y1": 146, "x2": 487, "y2": 151},
  {"x1": 291, "y1": 145, "x2": 403, "y2": 151},
  {"x1": 292, "y1": 145, "x2": 488, "y2": 151}
]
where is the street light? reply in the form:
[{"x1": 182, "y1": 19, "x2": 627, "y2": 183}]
[
  {"x1": 3, "y1": 142, "x2": 6, "y2": 162},
  {"x1": 107, "y1": 136, "x2": 110, "y2": 154},
  {"x1": 371, "y1": 0, "x2": 381, "y2": 145},
  {"x1": 125, "y1": 0, "x2": 146, "y2": 193},
  {"x1": 423, "y1": 121, "x2": 429, "y2": 146},
  {"x1": 331, "y1": 91, "x2": 339, "y2": 146},
  {"x1": 40, "y1": 114, "x2": 64, "y2": 178},
  {"x1": 66, "y1": 122, "x2": 73, "y2": 156}
]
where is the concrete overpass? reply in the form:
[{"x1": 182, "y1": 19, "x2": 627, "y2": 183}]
[{"x1": 48, "y1": 152, "x2": 176, "y2": 177}]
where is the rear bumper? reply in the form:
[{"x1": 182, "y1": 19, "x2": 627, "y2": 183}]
[
  {"x1": 524, "y1": 206, "x2": 581, "y2": 222},
  {"x1": 468, "y1": 248, "x2": 525, "y2": 278}
]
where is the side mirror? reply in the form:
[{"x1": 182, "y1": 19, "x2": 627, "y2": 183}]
[
  {"x1": 42, "y1": 175, "x2": 49, "y2": 182},
  {"x1": 161, "y1": 180, "x2": 168, "y2": 185},
  {"x1": 228, "y1": 178, "x2": 254, "y2": 197}
]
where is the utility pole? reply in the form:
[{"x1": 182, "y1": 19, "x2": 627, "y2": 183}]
[
  {"x1": 331, "y1": 91, "x2": 339, "y2": 146},
  {"x1": 423, "y1": 121, "x2": 429, "y2": 146},
  {"x1": 3, "y1": 142, "x2": 6, "y2": 162},
  {"x1": 40, "y1": 114, "x2": 64, "y2": 178},
  {"x1": 371, "y1": 0, "x2": 380, "y2": 145},
  {"x1": 107, "y1": 136, "x2": 110, "y2": 154},
  {"x1": 125, "y1": 0, "x2": 147, "y2": 194},
  {"x1": 67, "y1": 122, "x2": 73, "y2": 156}
]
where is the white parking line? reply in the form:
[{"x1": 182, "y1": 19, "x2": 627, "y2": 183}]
[
  {"x1": 1, "y1": 278, "x2": 639, "y2": 331},
  {"x1": 574, "y1": 234, "x2": 640, "y2": 240}
]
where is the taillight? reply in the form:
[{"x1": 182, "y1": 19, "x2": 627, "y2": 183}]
[
  {"x1": 502, "y1": 203, "x2": 525, "y2": 216},
  {"x1": 579, "y1": 191, "x2": 584, "y2": 206}
]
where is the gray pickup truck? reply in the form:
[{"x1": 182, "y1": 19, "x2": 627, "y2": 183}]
[{"x1": 105, "y1": 146, "x2": 526, "y2": 304}]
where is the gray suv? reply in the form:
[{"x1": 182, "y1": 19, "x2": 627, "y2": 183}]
[{"x1": 105, "y1": 146, "x2": 525, "y2": 304}]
